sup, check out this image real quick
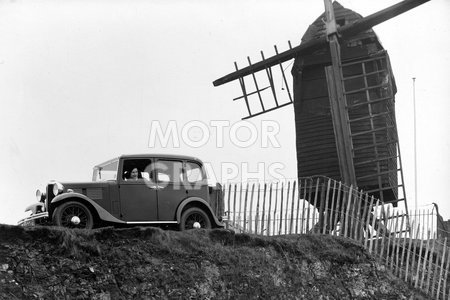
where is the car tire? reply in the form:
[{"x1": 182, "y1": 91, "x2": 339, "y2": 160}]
[
  {"x1": 179, "y1": 207, "x2": 211, "y2": 231},
  {"x1": 53, "y1": 201, "x2": 94, "y2": 230}
]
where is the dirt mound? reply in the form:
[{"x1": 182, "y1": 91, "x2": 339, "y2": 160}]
[{"x1": 0, "y1": 224, "x2": 426, "y2": 299}]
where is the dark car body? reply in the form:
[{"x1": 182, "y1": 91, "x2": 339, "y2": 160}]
[{"x1": 19, "y1": 154, "x2": 224, "y2": 230}]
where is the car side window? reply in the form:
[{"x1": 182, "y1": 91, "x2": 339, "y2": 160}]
[
  {"x1": 186, "y1": 162, "x2": 204, "y2": 183},
  {"x1": 155, "y1": 160, "x2": 183, "y2": 184},
  {"x1": 122, "y1": 159, "x2": 153, "y2": 182}
]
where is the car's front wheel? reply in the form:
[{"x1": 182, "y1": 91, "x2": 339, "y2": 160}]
[
  {"x1": 179, "y1": 207, "x2": 211, "y2": 231},
  {"x1": 53, "y1": 201, "x2": 94, "y2": 229}
]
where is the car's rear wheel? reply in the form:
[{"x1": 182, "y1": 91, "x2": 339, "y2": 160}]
[
  {"x1": 53, "y1": 201, "x2": 94, "y2": 229},
  {"x1": 179, "y1": 207, "x2": 211, "y2": 231}
]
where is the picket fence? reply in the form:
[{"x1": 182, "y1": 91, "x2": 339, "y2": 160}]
[{"x1": 221, "y1": 176, "x2": 450, "y2": 300}]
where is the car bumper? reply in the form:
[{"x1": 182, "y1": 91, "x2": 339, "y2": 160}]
[{"x1": 17, "y1": 212, "x2": 49, "y2": 226}]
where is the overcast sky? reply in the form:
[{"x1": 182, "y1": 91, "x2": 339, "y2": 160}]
[{"x1": 0, "y1": 0, "x2": 449, "y2": 225}]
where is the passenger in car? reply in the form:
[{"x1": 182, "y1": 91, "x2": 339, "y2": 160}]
[{"x1": 129, "y1": 168, "x2": 142, "y2": 181}]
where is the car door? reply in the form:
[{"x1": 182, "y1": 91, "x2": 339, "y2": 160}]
[
  {"x1": 154, "y1": 159, "x2": 186, "y2": 221},
  {"x1": 118, "y1": 158, "x2": 158, "y2": 222},
  {"x1": 184, "y1": 160, "x2": 209, "y2": 199}
]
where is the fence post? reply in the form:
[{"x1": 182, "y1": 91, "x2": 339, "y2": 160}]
[
  {"x1": 360, "y1": 193, "x2": 369, "y2": 244},
  {"x1": 340, "y1": 186, "x2": 352, "y2": 236},
  {"x1": 261, "y1": 183, "x2": 267, "y2": 235},
  {"x1": 243, "y1": 183, "x2": 249, "y2": 232},
  {"x1": 374, "y1": 204, "x2": 384, "y2": 260},
  {"x1": 285, "y1": 181, "x2": 290, "y2": 235},
  {"x1": 441, "y1": 243, "x2": 450, "y2": 299},
  {"x1": 311, "y1": 178, "x2": 320, "y2": 233},
  {"x1": 249, "y1": 183, "x2": 255, "y2": 234},
  {"x1": 273, "y1": 182, "x2": 279, "y2": 236},
  {"x1": 425, "y1": 234, "x2": 436, "y2": 294},
  {"x1": 349, "y1": 188, "x2": 357, "y2": 240},
  {"x1": 334, "y1": 182, "x2": 343, "y2": 236},
  {"x1": 238, "y1": 183, "x2": 243, "y2": 232},
  {"x1": 395, "y1": 212, "x2": 405, "y2": 276},
  {"x1": 306, "y1": 179, "x2": 314, "y2": 233},
  {"x1": 232, "y1": 184, "x2": 237, "y2": 230},
  {"x1": 353, "y1": 190, "x2": 363, "y2": 242},
  {"x1": 405, "y1": 220, "x2": 417, "y2": 283},
  {"x1": 328, "y1": 180, "x2": 337, "y2": 236},
  {"x1": 399, "y1": 214, "x2": 408, "y2": 279},
  {"x1": 323, "y1": 179, "x2": 331, "y2": 235},
  {"x1": 391, "y1": 211, "x2": 400, "y2": 270},
  {"x1": 430, "y1": 239, "x2": 442, "y2": 298},
  {"x1": 379, "y1": 205, "x2": 390, "y2": 261},
  {"x1": 267, "y1": 183, "x2": 273, "y2": 236},
  {"x1": 301, "y1": 180, "x2": 308, "y2": 234},
  {"x1": 301, "y1": 179, "x2": 312, "y2": 233},
  {"x1": 226, "y1": 184, "x2": 231, "y2": 229},
  {"x1": 369, "y1": 199, "x2": 380, "y2": 254},
  {"x1": 385, "y1": 209, "x2": 394, "y2": 267},
  {"x1": 219, "y1": 185, "x2": 223, "y2": 219},
  {"x1": 297, "y1": 179, "x2": 303, "y2": 234},
  {"x1": 279, "y1": 182, "x2": 284, "y2": 235},
  {"x1": 420, "y1": 231, "x2": 431, "y2": 290},
  {"x1": 296, "y1": 180, "x2": 302, "y2": 234},
  {"x1": 364, "y1": 196, "x2": 374, "y2": 247},
  {"x1": 346, "y1": 186, "x2": 355, "y2": 238},
  {"x1": 436, "y1": 238, "x2": 447, "y2": 299},
  {"x1": 289, "y1": 180, "x2": 296, "y2": 234},
  {"x1": 415, "y1": 230, "x2": 425, "y2": 288},
  {"x1": 421, "y1": 209, "x2": 426, "y2": 239},
  {"x1": 318, "y1": 178, "x2": 326, "y2": 234},
  {"x1": 422, "y1": 209, "x2": 429, "y2": 238},
  {"x1": 345, "y1": 186, "x2": 354, "y2": 238},
  {"x1": 255, "y1": 183, "x2": 261, "y2": 235},
  {"x1": 373, "y1": 210, "x2": 383, "y2": 259},
  {"x1": 411, "y1": 210, "x2": 423, "y2": 284}
]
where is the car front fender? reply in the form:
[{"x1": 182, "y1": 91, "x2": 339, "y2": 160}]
[
  {"x1": 24, "y1": 202, "x2": 45, "y2": 214},
  {"x1": 51, "y1": 193, "x2": 125, "y2": 224},
  {"x1": 176, "y1": 197, "x2": 224, "y2": 228}
]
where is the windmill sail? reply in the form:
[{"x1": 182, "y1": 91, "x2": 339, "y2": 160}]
[
  {"x1": 232, "y1": 45, "x2": 294, "y2": 120},
  {"x1": 213, "y1": 0, "x2": 429, "y2": 88}
]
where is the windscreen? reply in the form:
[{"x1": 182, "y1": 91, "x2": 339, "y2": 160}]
[{"x1": 93, "y1": 159, "x2": 119, "y2": 181}]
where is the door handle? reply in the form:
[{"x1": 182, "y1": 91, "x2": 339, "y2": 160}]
[{"x1": 149, "y1": 185, "x2": 164, "y2": 189}]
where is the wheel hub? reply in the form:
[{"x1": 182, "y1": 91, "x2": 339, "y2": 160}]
[
  {"x1": 193, "y1": 222, "x2": 201, "y2": 229},
  {"x1": 70, "y1": 216, "x2": 81, "y2": 225}
]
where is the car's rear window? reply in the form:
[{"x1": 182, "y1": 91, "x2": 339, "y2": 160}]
[
  {"x1": 155, "y1": 160, "x2": 183, "y2": 184},
  {"x1": 186, "y1": 161, "x2": 204, "y2": 183}
]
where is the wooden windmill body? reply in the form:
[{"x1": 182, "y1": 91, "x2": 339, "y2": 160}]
[
  {"x1": 294, "y1": 2, "x2": 402, "y2": 205},
  {"x1": 213, "y1": 0, "x2": 429, "y2": 211}
]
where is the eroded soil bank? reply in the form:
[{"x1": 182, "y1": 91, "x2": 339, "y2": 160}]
[{"x1": 0, "y1": 225, "x2": 427, "y2": 299}]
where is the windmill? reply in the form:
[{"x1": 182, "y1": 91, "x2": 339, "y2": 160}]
[{"x1": 213, "y1": 0, "x2": 430, "y2": 232}]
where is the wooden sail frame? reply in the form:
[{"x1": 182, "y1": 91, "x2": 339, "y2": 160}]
[
  {"x1": 231, "y1": 44, "x2": 294, "y2": 120},
  {"x1": 213, "y1": 0, "x2": 429, "y2": 88}
]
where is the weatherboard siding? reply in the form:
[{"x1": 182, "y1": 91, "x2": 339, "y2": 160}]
[{"x1": 292, "y1": 2, "x2": 400, "y2": 204}]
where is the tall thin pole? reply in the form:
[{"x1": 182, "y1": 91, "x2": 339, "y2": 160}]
[{"x1": 412, "y1": 77, "x2": 417, "y2": 210}]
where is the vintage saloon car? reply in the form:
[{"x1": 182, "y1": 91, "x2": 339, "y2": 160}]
[{"x1": 18, "y1": 154, "x2": 224, "y2": 230}]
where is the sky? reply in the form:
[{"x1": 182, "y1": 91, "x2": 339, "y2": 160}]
[{"x1": 0, "y1": 0, "x2": 449, "y2": 225}]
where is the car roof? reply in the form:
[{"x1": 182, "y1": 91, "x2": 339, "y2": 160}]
[
  {"x1": 94, "y1": 154, "x2": 203, "y2": 169},
  {"x1": 119, "y1": 153, "x2": 202, "y2": 162}
]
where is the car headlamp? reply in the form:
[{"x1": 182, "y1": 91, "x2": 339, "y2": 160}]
[
  {"x1": 53, "y1": 182, "x2": 64, "y2": 196},
  {"x1": 35, "y1": 189, "x2": 46, "y2": 203},
  {"x1": 36, "y1": 189, "x2": 42, "y2": 202}
]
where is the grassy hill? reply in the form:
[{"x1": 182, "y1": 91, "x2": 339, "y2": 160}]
[{"x1": 0, "y1": 225, "x2": 427, "y2": 299}]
